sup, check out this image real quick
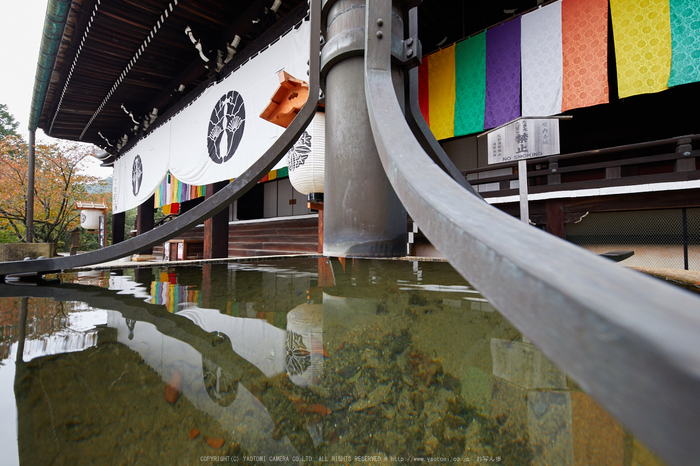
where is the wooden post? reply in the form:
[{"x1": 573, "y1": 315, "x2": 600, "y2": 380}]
[
  {"x1": 675, "y1": 137, "x2": 695, "y2": 172},
  {"x1": 133, "y1": 267, "x2": 153, "y2": 286},
  {"x1": 69, "y1": 229, "x2": 80, "y2": 256},
  {"x1": 547, "y1": 158, "x2": 561, "y2": 185},
  {"x1": 545, "y1": 200, "x2": 566, "y2": 239},
  {"x1": 518, "y1": 160, "x2": 529, "y2": 224},
  {"x1": 26, "y1": 130, "x2": 35, "y2": 243},
  {"x1": 204, "y1": 181, "x2": 229, "y2": 259},
  {"x1": 112, "y1": 211, "x2": 126, "y2": 244},
  {"x1": 201, "y1": 263, "x2": 229, "y2": 309},
  {"x1": 136, "y1": 194, "x2": 155, "y2": 254},
  {"x1": 309, "y1": 201, "x2": 324, "y2": 253}
]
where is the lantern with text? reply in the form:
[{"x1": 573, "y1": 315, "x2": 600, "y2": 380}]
[
  {"x1": 287, "y1": 112, "x2": 325, "y2": 195},
  {"x1": 80, "y1": 209, "x2": 102, "y2": 230},
  {"x1": 76, "y1": 201, "x2": 108, "y2": 248}
]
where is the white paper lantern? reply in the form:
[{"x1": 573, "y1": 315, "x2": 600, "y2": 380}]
[
  {"x1": 80, "y1": 209, "x2": 102, "y2": 230},
  {"x1": 286, "y1": 303, "x2": 323, "y2": 387},
  {"x1": 287, "y1": 111, "x2": 325, "y2": 195}
]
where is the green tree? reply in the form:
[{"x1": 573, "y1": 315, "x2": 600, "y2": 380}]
[
  {"x1": 0, "y1": 136, "x2": 111, "y2": 249},
  {"x1": 0, "y1": 103, "x2": 20, "y2": 139}
]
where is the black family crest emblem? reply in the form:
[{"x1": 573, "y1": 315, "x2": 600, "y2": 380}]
[
  {"x1": 132, "y1": 155, "x2": 143, "y2": 196},
  {"x1": 207, "y1": 90, "x2": 245, "y2": 164},
  {"x1": 288, "y1": 131, "x2": 312, "y2": 172},
  {"x1": 285, "y1": 331, "x2": 311, "y2": 376}
]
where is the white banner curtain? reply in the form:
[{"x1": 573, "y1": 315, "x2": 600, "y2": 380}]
[
  {"x1": 113, "y1": 121, "x2": 172, "y2": 213},
  {"x1": 113, "y1": 20, "x2": 311, "y2": 213},
  {"x1": 521, "y1": 1, "x2": 563, "y2": 117}
]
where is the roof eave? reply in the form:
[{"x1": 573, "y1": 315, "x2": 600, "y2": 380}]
[{"x1": 28, "y1": 0, "x2": 73, "y2": 132}]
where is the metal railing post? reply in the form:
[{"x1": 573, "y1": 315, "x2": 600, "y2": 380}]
[{"x1": 321, "y1": 0, "x2": 407, "y2": 257}]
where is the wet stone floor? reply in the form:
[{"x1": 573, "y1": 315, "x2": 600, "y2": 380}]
[{"x1": 0, "y1": 258, "x2": 665, "y2": 465}]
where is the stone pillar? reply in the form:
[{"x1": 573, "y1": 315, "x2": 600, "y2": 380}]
[
  {"x1": 322, "y1": 0, "x2": 407, "y2": 257},
  {"x1": 136, "y1": 194, "x2": 155, "y2": 254},
  {"x1": 204, "y1": 181, "x2": 229, "y2": 259}
]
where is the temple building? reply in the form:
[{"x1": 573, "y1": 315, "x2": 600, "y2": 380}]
[{"x1": 28, "y1": 0, "x2": 700, "y2": 268}]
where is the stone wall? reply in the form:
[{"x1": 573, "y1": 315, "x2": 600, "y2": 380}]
[{"x1": 0, "y1": 243, "x2": 54, "y2": 262}]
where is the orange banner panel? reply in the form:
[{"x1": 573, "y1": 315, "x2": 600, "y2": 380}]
[{"x1": 562, "y1": 0, "x2": 609, "y2": 111}]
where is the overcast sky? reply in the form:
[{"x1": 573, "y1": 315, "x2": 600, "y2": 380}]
[{"x1": 0, "y1": 0, "x2": 112, "y2": 178}]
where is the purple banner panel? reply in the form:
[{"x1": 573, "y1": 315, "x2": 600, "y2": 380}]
[{"x1": 485, "y1": 17, "x2": 522, "y2": 129}]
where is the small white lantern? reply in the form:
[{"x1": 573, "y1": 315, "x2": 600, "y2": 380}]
[
  {"x1": 287, "y1": 112, "x2": 325, "y2": 195},
  {"x1": 286, "y1": 303, "x2": 323, "y2": 387},
  {"x1": 80, "y1": 209, "x2": 102, "y2": 230}
]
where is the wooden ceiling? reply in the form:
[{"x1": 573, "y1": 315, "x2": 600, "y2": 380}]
[
  {"x1": 38, "y1": 0, "x2": 306, "y2": 147},
  {"x1": 37, "y1": 0, "x2": 542, "y2": 150}
]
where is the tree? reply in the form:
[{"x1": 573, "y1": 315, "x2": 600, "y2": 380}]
[
  {"x1": 0, "y1": 103, "x2": 20, "y2": 139},
  {"x1": 0, "y1": 136, "x2": 111, "y2": 249}
]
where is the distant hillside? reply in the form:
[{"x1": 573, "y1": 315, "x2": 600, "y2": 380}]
[{"x1": 85, "y1": 176, "x2": 112, "y2": 194}]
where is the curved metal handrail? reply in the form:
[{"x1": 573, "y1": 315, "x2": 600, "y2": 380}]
[
  {"x1": 0, "y1": 0, "x2": 322, "y2": 279},
  {"x1": 364, "y1": 2, "x2": 700, "y2": 465},
  {"x1": 402, "y1": 9, "x2": 481, "y2": 198}
]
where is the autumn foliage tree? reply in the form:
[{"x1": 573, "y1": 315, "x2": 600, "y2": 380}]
[
  {"x1": 0, "y1": 135, "x2": 111, "y2": 249},
  {"x1": 0, "y1": 104, "x2": 19, "y2": 139}
]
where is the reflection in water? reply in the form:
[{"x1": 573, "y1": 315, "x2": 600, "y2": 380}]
[{"x1": 0, "y1": 258, "x2": 666, "y2": 465}]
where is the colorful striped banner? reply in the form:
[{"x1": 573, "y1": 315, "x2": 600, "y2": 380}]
[
  {"x1": 259, "y1": 166, "x2": 289, "y2": 183},
  {"x1": 418, "y1": 60, "x2": 430, "y2": 126},
  {"x1": 610, "y1": 0, "x2": 672, "y2": 98},
  {"x1": 418, "y1": 25, "x2": 518, "y2": 139},
  {"x1": 521, "y1": 1, "x2": 563, "y2": 116},
  {"x1": 419, "y1": 0, "x2": 699, "y2": 140},
  {"x1": 428, "y1": 45, "x2": 456, "y2": 140},
  {"x1": 668, "y1": 0, "x2": 700, "y2": 87},
  {"x1": 562, "y1": 0, "x2": 609, "y2": 111},
  {"x1": 151, "y1": 278, "x2": 201, "y2": 314},
  {"x1": 485, "y1": 18, "x2": 522, "y2": 129},
  {"x1": 455, "y1": 32, "x2": 486, "y2": 136},
  {"x1": 154, "y1": 172, "x2": 205, "y2": 210}
]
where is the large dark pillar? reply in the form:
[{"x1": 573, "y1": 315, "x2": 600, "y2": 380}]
[
  {"x1": 204, "y1": 181, "x2": 229, "y2": 259},
  {"x1": 112, "y1": 211, "x2": 126, "y2": 245},
  {"x1": 321, "y1": 0, "x2": 407, "y2": 257},
  {"x1": 136, "y1": 194, "x2": 155, "y2": 254}
]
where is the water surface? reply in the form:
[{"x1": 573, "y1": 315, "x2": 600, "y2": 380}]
[{"x1": 0, "y1": 258, "x2": 665, "y2": 465}]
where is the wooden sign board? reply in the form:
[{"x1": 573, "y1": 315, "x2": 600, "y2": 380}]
[{"x1": 487, "y1": 118, "x2": 560, "y2": 165}]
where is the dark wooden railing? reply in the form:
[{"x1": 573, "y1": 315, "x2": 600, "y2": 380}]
[{"x1": 462, "y1": 135, "x2": 700, "y2": 198}]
